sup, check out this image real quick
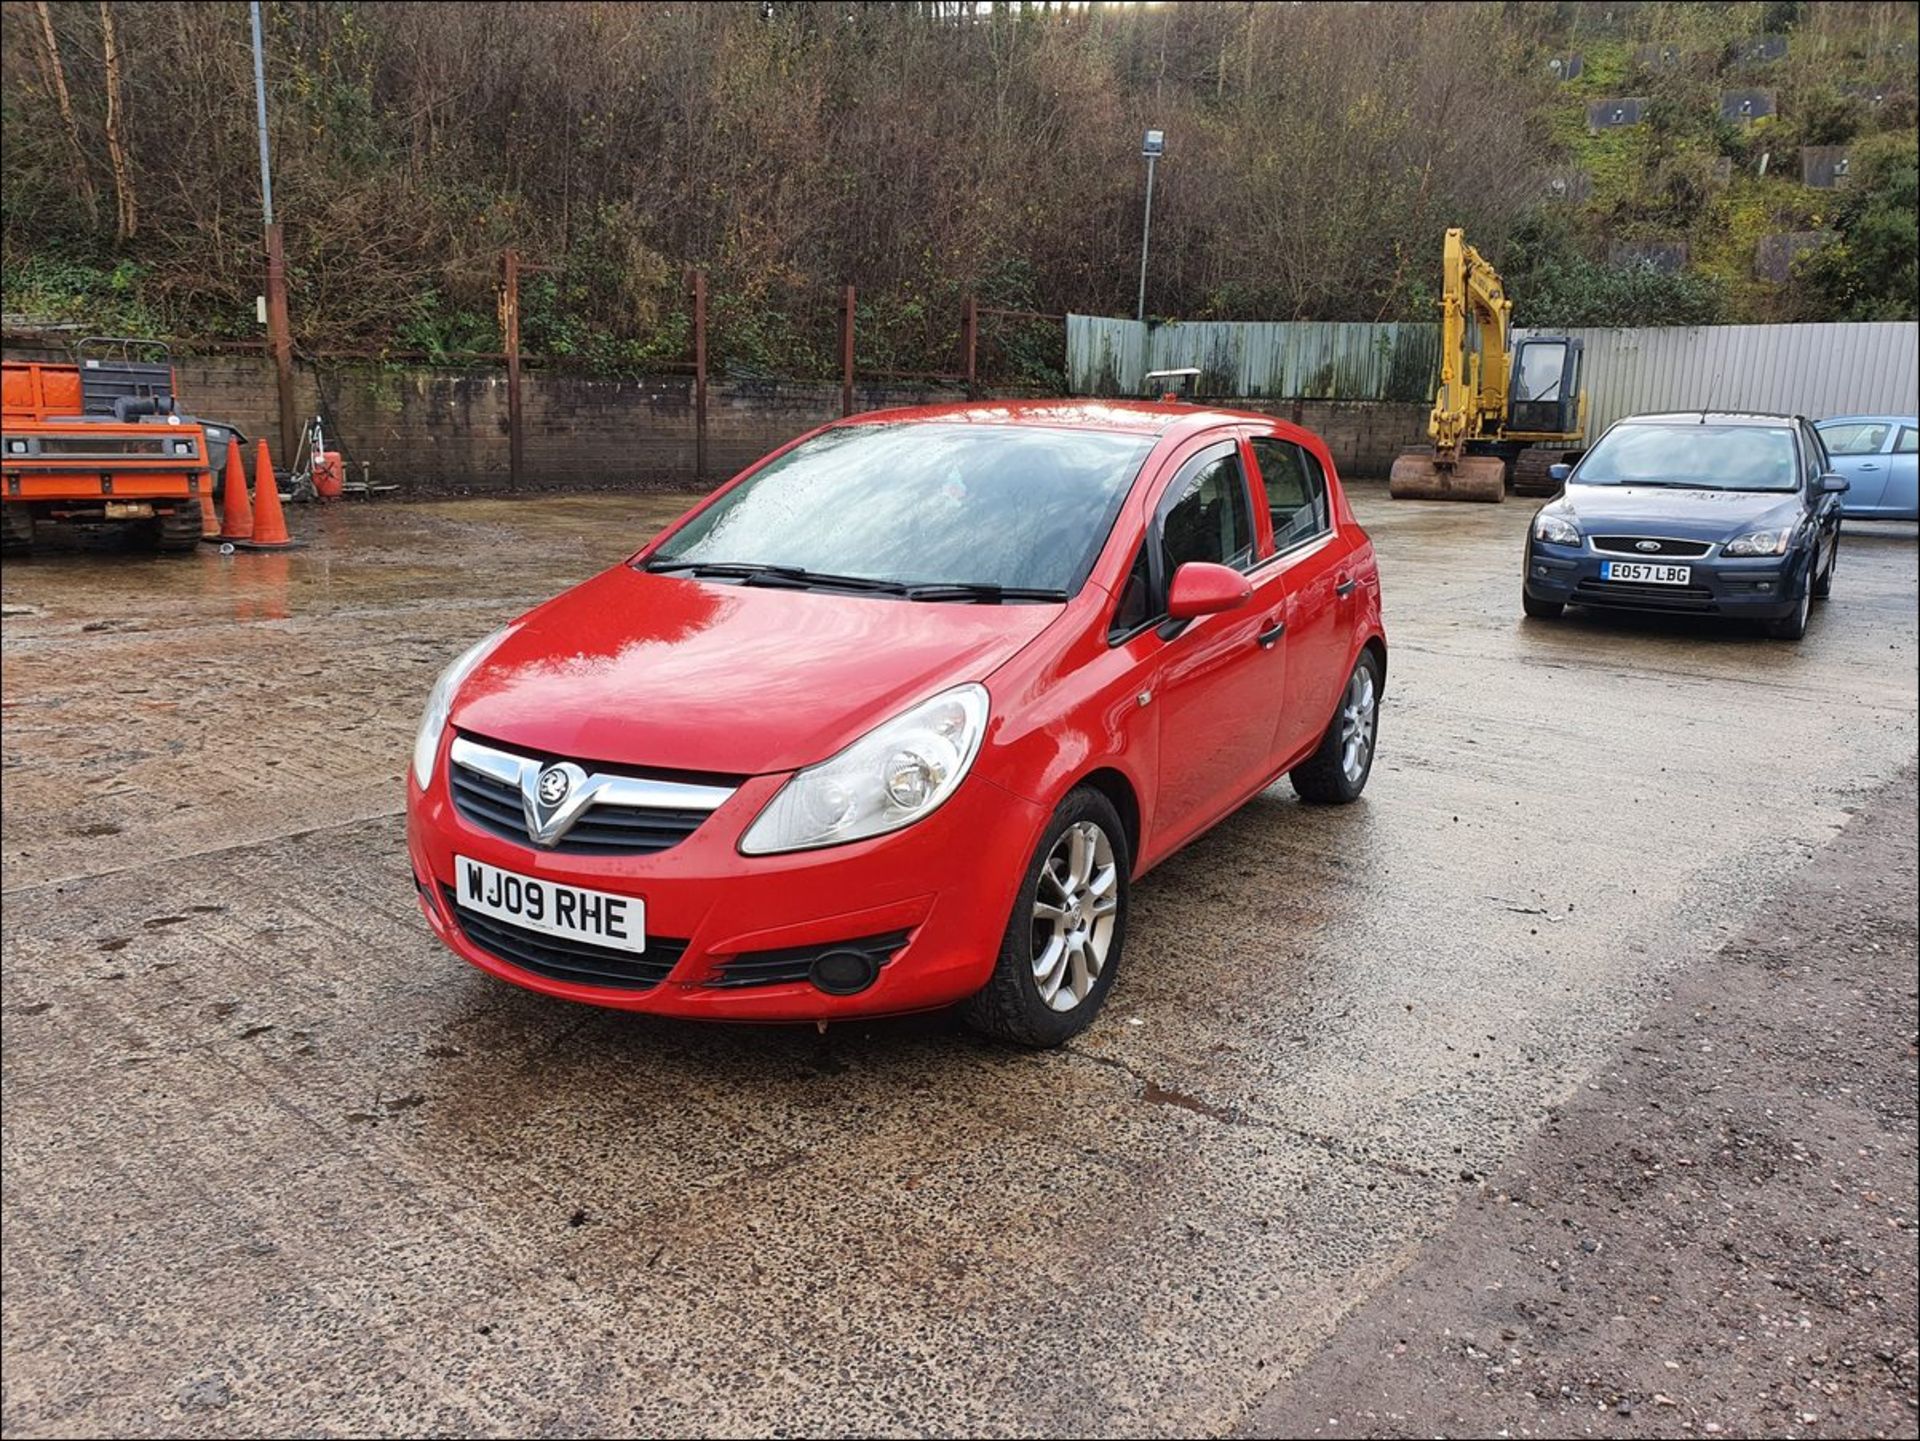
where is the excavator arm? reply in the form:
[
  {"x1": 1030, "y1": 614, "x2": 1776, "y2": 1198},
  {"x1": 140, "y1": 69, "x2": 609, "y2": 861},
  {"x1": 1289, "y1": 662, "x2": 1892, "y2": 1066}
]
[{"x1": 1431, "y1": 228, "x2": 1512, "y2": 456}]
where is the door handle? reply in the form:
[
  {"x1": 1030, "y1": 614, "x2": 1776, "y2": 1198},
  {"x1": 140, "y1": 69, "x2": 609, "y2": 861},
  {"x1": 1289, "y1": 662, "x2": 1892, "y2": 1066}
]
[
  {"x1": 1334, "y1": 577, "x2": 1358, "y2": 598},
  {"x1": 1858, "y1": 463, "x2": 1880, "y2": 471},
  {"x1": 1257, "y1": 619, "x2": 1286, "y2": 648}
]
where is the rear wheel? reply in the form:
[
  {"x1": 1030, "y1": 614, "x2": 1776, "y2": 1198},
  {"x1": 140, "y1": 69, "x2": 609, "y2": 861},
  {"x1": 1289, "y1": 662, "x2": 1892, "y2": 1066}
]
[
  {"x1": 1522, "y1": 587, "x2": 1564, "y2": 620},
  {"x1": 152, "y1": 505, "x2": 205, "y2": 553},
  {"x1": 1290, "y1": 649, "x2": 1382, "y2": 805},
  {"x1": 1, "y1": 505, "x2": 32, "y2": 556},
  {"x1": 962, "y1": 787, "x2": 1128, "y2": 1048}
]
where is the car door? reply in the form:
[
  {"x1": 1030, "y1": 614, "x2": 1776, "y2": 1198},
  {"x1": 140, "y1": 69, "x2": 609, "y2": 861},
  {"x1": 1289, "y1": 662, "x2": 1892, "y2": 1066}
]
[
  {"x1": 1800, "y1": 421, "x2": 1842, "y2": 564},
  {"x1": 1818, "y1": 419, "x2": 1894, "y2": 512},
  {"x1": 1888, "y1": 424, "x2": 1919, "y2": 520},
  {"x1": 1143, "y1": 438, "x2": 1290, "y2": 847},
  {"x1": 1247, "y1": 432, "x2": 1352, "y2": 765}
]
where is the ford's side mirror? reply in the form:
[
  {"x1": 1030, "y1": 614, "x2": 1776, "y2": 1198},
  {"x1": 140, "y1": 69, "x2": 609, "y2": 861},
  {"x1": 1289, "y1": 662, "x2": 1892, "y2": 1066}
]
[
  {"x1": 1548, "y1": 463, "x2": 1572, "y2": 482},
  {"x1": 1819, "y1": 472, "x2": 1850, "y2": 494},
  {"x1": 1166, "y1": 561, "x2": 1252, "y2": 620}
]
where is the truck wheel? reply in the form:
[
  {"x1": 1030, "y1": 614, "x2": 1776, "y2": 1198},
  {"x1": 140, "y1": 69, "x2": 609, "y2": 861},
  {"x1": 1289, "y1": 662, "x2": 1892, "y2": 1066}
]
[
  {"x1": 1, "y1": 506, "x2": 33, "y2": 556},
  {"x1": 152, "y1": 506, "x2": 205, "y2": 553}
]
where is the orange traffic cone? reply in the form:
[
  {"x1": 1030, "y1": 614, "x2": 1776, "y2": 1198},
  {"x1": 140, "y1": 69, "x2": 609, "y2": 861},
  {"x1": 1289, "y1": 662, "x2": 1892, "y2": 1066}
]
[
  {"x1": 218, "y1": 437, "x2": 253, "y2": 541},
  {"x1": 239, "y1": 438, "x2": 299, "y2": 549}
]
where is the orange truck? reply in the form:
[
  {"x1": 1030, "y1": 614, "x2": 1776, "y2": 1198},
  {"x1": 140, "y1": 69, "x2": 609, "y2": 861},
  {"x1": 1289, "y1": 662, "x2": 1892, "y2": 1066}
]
[{"x1": 2, "y1": 338, "x2": 243, "y2": 555}]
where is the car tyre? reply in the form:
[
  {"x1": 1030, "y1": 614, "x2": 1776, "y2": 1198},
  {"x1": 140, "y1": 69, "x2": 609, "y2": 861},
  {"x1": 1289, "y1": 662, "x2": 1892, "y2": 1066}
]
[
  {"x1": 961, "y1": 786, "x2": 1129, "y2": 1048},
  {"x1": 1522, "y1": 588, "x2": 1564, "y2": 620},
  {"x1": 1290, "y1": 648, "x2": 1382, "y2": 805},
  {"x1": 1765, "y1": 578, "x2": 1811, "y2": 640},
  {"x1": 1811, "y1": 533, "x2": 1837, "y2": 599}
]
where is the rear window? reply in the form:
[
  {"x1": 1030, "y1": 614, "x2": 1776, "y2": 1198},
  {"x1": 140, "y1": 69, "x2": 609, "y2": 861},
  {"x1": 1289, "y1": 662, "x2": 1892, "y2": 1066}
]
[{"x1": 1572, "y1": 423, "x2": 1798, "y2": 492}]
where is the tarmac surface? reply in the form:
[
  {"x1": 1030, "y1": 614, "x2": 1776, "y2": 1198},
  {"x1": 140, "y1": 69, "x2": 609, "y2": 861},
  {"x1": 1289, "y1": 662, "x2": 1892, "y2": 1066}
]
[{"x1": 3, "y1": 489, "x2": 1916, "y2": 1437}]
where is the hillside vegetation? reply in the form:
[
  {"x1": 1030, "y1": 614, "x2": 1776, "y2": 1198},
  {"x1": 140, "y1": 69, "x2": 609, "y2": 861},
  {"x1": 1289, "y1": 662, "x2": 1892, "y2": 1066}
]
[{"x1": 2, "y1": 1, "x2": 1915, "y2": 384}]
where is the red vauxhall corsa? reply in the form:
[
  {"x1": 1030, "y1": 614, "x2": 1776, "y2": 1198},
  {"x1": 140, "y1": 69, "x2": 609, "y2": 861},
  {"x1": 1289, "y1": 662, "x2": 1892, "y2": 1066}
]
[{"x1": 406, "y1": 401, "x2": 1386, "y2": 1046}]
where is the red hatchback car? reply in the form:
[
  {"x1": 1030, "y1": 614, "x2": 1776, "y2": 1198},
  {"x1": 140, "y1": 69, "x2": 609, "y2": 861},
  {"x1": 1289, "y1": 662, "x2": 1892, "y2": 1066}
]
[{"x1": 406, "y1": 401, "x2": 1386, "y2": 1045}]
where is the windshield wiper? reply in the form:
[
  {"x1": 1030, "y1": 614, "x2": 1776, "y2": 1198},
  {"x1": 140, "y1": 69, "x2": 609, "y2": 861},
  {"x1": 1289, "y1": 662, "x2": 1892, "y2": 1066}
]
[
  {"x1": 641, "y1": 559, "x2": 907, "y2": 593},
  {"x1": 904, "y1": 582, "x2": 1068, "y2": 604}
]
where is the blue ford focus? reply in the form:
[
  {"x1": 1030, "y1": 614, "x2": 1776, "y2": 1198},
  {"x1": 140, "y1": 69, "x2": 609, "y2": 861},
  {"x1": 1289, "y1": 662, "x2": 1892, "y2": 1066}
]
[{"x1": 1522, "y1": 412, "x2": 1848, "y2": 641}]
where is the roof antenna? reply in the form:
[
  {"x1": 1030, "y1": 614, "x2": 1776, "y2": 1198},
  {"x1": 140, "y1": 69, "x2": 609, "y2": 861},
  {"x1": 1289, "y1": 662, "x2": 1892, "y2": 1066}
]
[{"x1": 1702, "y1": 368, "x2": 1722, "y2": 422}]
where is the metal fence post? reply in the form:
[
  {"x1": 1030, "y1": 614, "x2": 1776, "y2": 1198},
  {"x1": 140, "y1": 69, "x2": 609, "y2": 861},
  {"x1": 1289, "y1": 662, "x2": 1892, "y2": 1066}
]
[
  {"x1": 692, "y1": 269, "x2": 708, "y2": 482},
  {"x1": 962, "y1": 295, "x2": 978, "y2": 399},
  {"x1": 841, "y1": 285, "x2": 856, "y2": 418},
  {"x1": 503, "y1": 248, "x2": 522, "y2": 492}
]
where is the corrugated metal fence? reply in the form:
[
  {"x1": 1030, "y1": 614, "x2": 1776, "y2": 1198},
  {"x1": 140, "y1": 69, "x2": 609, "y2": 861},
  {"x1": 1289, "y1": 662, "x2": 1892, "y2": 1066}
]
[
  {"x1": 1067, "y1": 316, "x2": 1439, "y2": 402},
  {"x1": 1513, "y1": 323, "x2": 1919, "y2": 433},
  {"x1": 1067, "y1": 315, "x2": 1918, "y2": 426}
]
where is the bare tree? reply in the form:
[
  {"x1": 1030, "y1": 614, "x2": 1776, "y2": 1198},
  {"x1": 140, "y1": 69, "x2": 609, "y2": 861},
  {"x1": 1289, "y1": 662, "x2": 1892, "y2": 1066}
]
[{"x1": 97, "y1": 0, "x2": 136, "y2": 240}]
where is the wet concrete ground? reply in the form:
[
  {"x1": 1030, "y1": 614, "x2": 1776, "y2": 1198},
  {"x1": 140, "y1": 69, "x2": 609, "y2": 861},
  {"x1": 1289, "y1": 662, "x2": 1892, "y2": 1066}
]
[{"x1": 3, "y1": 490, "x2": 1916, "y2": 1436}]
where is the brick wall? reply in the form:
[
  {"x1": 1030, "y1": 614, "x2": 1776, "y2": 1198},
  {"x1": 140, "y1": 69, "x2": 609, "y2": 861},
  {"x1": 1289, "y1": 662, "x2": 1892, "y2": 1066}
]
[{"x1": 3, "y1": 347, "x2": 1427, "y2": 490}]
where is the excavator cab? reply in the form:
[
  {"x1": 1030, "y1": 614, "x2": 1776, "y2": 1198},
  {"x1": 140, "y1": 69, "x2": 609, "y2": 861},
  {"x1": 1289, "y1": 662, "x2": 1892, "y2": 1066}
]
[{"x1": 1508, "y1": 337, "x2": 1584, "y2": 437}]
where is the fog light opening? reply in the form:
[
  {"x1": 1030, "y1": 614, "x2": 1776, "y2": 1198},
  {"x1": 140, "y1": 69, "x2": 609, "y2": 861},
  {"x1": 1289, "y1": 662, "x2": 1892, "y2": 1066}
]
[{"x1": 810, "y1": 949, "x2": 880, "y2": 995}]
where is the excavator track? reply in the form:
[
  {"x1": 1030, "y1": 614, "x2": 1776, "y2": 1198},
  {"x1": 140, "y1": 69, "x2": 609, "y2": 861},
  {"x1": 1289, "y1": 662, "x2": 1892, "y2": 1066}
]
[
  {"x1": 1512, "y1": 446, "x2": 1575, "y2": 496},
  {"x1": 1387, "y1": 451, "x2": 1507, "y2": 502}
]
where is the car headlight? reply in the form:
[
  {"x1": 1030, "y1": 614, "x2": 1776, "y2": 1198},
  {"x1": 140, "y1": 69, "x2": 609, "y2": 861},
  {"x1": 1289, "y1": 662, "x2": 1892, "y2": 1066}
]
[
  {"x1": 1722, "y1": 527, "x2": 1795, "y2": 557},
  {"x1": 1534, "y1": 512, "x2": 1580, "y2": 546},
  {"x1": 740, "y1": 683, "x2": 989, "y2": 855},
  {"x1": 410, "y1": 627, "x2": 514, "y2": 789}
]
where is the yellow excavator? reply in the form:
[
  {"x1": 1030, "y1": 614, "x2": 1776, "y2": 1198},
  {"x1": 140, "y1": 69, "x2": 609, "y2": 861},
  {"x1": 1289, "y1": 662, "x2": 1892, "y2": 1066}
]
[{"x1": 1388, "y1": 228, "x2": 1588, "y2": 502}]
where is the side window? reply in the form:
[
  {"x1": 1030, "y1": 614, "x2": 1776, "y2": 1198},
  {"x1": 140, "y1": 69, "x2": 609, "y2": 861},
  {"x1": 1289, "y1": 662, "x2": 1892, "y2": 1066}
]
[
  {"x1": 1160, "y1": 449, "x2": 1254, "y2": 574},
  {"x1": 1800, "y1": 425, "x2": 1824, "y2": 486},
  {"x1": 1821, "y1": 421, "x2": 1889, "y2": 456},
  {"x1": 1897, "y1": 426, "x2": 1918, "y2": 455},
  {"x1": 1109, "y1": 544, "x2": 1155, "y2": 640},
  {"x1": 1250, "y1": 437, "x2": 1331, "y2": 552}
]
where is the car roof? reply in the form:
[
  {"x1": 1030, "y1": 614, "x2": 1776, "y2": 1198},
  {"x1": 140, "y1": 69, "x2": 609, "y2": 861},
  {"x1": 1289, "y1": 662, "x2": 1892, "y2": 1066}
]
[
  {"x1": 1817, "y1": 414, "x2": 1916, "y2": 425},
  {"x1": 833, "y1": 398, "x2": 1281, "y2": 440},
  {"x1": 1620, "y1": 411, "x2": 1806, "y2": 428}
]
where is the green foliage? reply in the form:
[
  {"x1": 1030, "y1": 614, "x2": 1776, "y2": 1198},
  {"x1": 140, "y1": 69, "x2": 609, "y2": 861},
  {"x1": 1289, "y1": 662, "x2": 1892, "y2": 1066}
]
[
  {"x1": 1797, "y1": 132, "x2": 1920, "y2": 320},
  {"x1": 0, "y1": 254, "x2": 167, "y2": 335},
  {"x1": 1503, "y1": 215, "x2": 1728, "y2": 327}
]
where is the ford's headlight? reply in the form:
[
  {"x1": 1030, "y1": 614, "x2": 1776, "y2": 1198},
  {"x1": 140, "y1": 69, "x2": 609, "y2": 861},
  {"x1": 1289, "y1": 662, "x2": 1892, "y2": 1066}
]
[
  {"x1": 1722, "y1": 527, "x2": 1795, "y2": 557},
  {"x1": 1533, "y1": 511, "x2": 1581, "y2": 546},
  {"x1": 741, "y1": 683, "x2": 989, "y2": 855},
  {"x1": 411, "y1": 627, "x2": 514, "y2": 789}
]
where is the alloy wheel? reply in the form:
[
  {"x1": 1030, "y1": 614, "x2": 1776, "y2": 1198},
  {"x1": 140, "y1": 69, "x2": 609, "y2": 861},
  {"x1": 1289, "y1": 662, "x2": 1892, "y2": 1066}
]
[
  {"x1": 1030, "y1": 820, "x2": 1118, "y2": 1011},
  {"x1": 1339, "y1": 664, "x2": 1377, "y2": 785}
]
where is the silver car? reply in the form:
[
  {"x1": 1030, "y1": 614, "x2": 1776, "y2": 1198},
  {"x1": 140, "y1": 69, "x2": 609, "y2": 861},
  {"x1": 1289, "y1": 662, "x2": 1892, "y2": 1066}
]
[{"x1": 1815, "y1": 415, "x2": 1919, "y2": 520}]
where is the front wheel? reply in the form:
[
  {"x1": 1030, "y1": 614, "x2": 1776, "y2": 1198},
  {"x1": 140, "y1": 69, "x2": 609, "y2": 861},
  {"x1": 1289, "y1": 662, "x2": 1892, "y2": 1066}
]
[
  {"x1": 1290, "y1": 649, "x2": 1382, "y2": 804},
  {"x1": 1811, "y1": 532, "x2": 1837, "y2": 599},
  {"x1": 1765, "y1": 579, "x2": 1811, "y2": 641},
  {"x1": 1522, "y1": 587, "x2": 1564, "y2": 620},
  {"x1": 962, "y1": 787, "x2": 1129, "y2": 1048}
]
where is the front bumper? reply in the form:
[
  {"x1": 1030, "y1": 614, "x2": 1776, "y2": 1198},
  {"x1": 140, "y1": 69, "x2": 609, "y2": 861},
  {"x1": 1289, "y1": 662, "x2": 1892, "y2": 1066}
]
[
  {"x1": 405, "y1": 748, "x2": 1047, "y2": 1022},
  {"x1": 1524, "y1": 540, "x2": 1809, "y2": 619}
]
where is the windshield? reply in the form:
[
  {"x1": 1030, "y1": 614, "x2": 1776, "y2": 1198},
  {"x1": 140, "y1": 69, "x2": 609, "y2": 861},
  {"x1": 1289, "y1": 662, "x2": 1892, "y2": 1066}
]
[
  {"x1": 1571, "y1": 423, "x2": 1799, "y2": 492},
  {"x1": 646, "y1": 422, "x2": 1153, "y2": 595}
]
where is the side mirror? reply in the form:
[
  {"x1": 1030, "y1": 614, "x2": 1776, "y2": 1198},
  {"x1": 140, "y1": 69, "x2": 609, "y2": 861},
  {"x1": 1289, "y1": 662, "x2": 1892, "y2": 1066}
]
[
  {"x1": 1819, "y1": 472, "x2": 1850, "y2": 494},
  {"x1": 1166, "y1": 561, "x2": 1252, "y2": 621},
  {"x1": 1548, "y1": 463, "x2": 1572, "y2": 482}
]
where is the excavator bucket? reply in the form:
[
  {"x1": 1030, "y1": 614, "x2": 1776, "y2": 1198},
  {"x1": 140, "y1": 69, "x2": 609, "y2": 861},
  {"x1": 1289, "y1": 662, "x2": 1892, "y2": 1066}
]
[{"x1": 1387, "y1": 451, "x2": 1506, "y2": 502}]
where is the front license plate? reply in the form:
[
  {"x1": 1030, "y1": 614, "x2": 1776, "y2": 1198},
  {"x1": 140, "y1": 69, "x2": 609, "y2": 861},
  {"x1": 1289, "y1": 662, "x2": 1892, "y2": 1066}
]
[
  {"x1": 454, "y1": 855, "x2": 645, "y2": 953},
  {"x1": 104, "y1": 501, "x2": 155, "y2": 520},
  {"x1": 1601, "y1": 560, "x2": 1691, "y2": 585}
]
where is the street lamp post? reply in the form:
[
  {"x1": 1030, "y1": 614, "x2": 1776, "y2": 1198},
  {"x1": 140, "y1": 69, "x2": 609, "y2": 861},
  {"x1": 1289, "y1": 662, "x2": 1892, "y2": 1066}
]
[{"x1": 1136, "y1": 128, "x2": 1164, "y2": 324}]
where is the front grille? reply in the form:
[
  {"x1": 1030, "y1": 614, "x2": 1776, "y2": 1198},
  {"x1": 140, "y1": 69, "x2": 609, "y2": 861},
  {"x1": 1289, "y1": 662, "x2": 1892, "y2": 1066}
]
[
  {"x1": 441, "y1": 884, "x2": 687, "y2": 990},
  {"x1": 449, "y1": 760, "x2": 713, "y2": 855},
  {"x1": 1591, "y1": 536, "x2": 1712, "y2": 558},
  {"x1": 1576, "y1": 579, "x2": 1715, "y2": 611},
  {"x1": 705, "y1": 929, "x2": 913, "y2": 989}
]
